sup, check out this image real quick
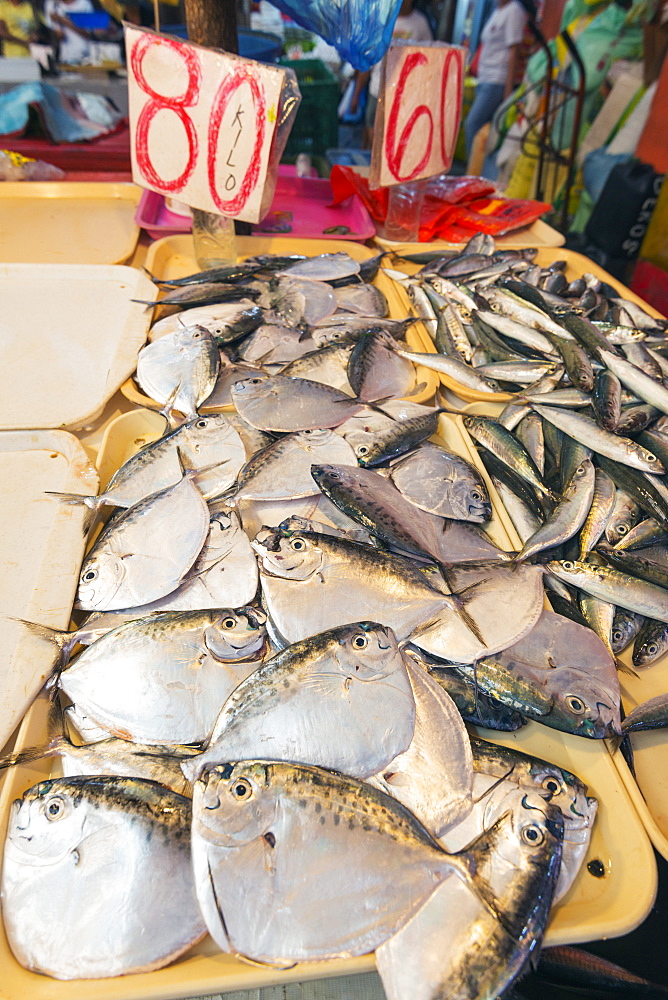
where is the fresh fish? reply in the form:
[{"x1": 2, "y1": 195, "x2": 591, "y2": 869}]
[
  {"x1": 519, "y1": 388, "x2": 592, "y2": 408},
  {"x1": 611, "y1": 609, "x2": 644, "y2": 653},
  {"x1": 592, "y1": 368, "x2": 622, "y2": 431},
  {"x1": 59, "y1": 608, "x2": 268, "y2": 745},
  {"x1": 191, "y1": 759, "x2": 515, "y2": 962},
  {"x1": 334, "y1": 282, "x2": 388, "y2": 316},
  {"x1": 136, "y1": 324, "x2": 220, "y2": 419},
  {"x1": 515, "y1": 411, "x2": 545, "y2": 476},
  {"x1": 606, "y1": 488, "x2": 642, "y2": 544},
  {"x1": 395, "y1": 348, "x2": 499, "y2": 393},
  {"x1": 579, "y1": 594, "x2": 616, "y2": 659},
  {"x1": 579, "y1": 467, "x2": 616, "y2": 559},
  {"x1": 601, "y1": 546, "x2": 668, "y2": 591},
  {"x1": 457, "y1": 609, "x2": 621, "y2": 738},
  {"x1": 559, "y1": 310, "x2": 615, "y2": 358},
  {"x1": 547, "y1": 333, "x2": 594, "y2": 392},
  {"x1": 632, "y1": 618, "x2": 668, "y2": 667},
  {"x1": 422, "y1": 660, "x2": 527, "y2": 731},
  {"x1": 480, "y1": 287, "x2": 571, "y2": 339},
  {"x1": 149, "y1": 301, "x2": 263, "y2": 345},
  {"x1": 615, "y1": 401, "x2": 659, "y2": 435},
  {"x1": 548, "y1": 559, "x2": 668, "y2": 623},
  {"x1": 279, "y1": 251, "x2": 361, "y2": 282},
  {"x1": 186, "y1": 622, "x2": 415, "y2": 783},
  {"x1": 615, "y1": 517, "x2": 668, "y2": 551},
  {"x1": 622, "y1": 692, "x2": 668, "y2": 731},
  {"x1": 367, "y1": 657, "x2": 474, "y2": 836},
  {"x1": 261, "y1": 276, "x2": 337, "y2": 327},
  {"x1": 474, "y1": 360, "x2": 556, "y2": 384},
  {"x1": 517, "y1": 458, "x2": 595, "y2": 562},
  {"x1": 75, "y1": 472, "x2": 210, "y2": 611},
  {"x1": 76, "y1": 508, "x2": 259, "y2": 632},
  {"x1": 149, "y1": 262, "x2": 261, "y2": 287},
  {"x1": 492, "y1": 476, "x2": 542, "y2": 543},
  {"x1": 348, "y1": 331, "x2": 416, "y2": 401},
  {"x1": 2, "y1": 775, "x2": 206, "y2": 979},
  {"x1": 376, "y1": 790, "x2": 563, "y2": 1000},
  {"x1": 134, "y1": 282, "x2": 258, "y2": 309},
  {"x1": 351, "y1": 409, "x2": 442, "y2": 467},
  {"x1": 281, "y1": 343, "x2": 354, "y2": 395},
  {"x1": 531, "y1": 405, "x2": 664, "y2": 475},
  {"x1": 597, "y1": 455, "x2": 668, "y2": 529},
  {"x1": 599, "y1": 348, "x2": 668, "y2": 416},
  {"x1": 622, "y1": 341, "x2": 664, "y2": 380},
  {"x1": 536, "y1": 944, "x2": 668, "y2": 997},
  {"x1": 609, "y1": 298, "x2": 666, "y2": 332},
  {"x1": 230, "y1": 374, "x2": 372, "y2": 431},
  {"x1": 475, "y1": 309, "x2": 558, "y2": 357},
  {"x1": 389, "y1": 442, "x2": 492, "y2": 522},
  {"x1": 463, "y1": 414, "x2": 556, "y2": 501},
  {"x1": 229, "y1": 428, "x2": 356, "y2": 503},
  {"x1": 236, "y1": 323, "x2": 316, "y2": 366}
]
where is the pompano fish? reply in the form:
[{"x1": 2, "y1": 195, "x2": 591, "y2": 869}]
[
  {"x1": 184, "y1": 622, "x2": 415, "y2": 782},
  {"x1": 230, "y1": 429, "x2": 357, "y2": 503},
  {"x1": 231, "y1": 374, "x2": 373, "y2": 431},
  {"x1": 278, "y1": 251, "x2": 361, "y2": 282},
  {"x1": 59, "y1": 608, "x2": 268, "y2": 745},
  {"x1": 75, "y1": 473, "x2": 210, "y2": 611},
  {"x1": 457, "y1": 609, "x2": 621, "y2": 738},
  {"x1": 76, "y1": 508, "x2": 259, "y2": 636},
  {"x1": 375, "y1": 791, "x2": 563, "y2": 1000},
  {"x1": 191, "y1": 760, "x2": 511, "y2": 962},
  {"x1": 335, "y1": 282, "x2": 388, "y2": 316},
  {"x1": 136, "y1": 324, "x2": 220, "y2": 419},
  {"x1": 2, "y1": 775, "x2": 206, "y2": 979},
  {"x1": 236, "y1": 323, "x2": 315, "y2": 365},
  {"x1": 252, "y1": 526, "x2": 457, "y2": 645},
  {"x1": 260, "y1": 276, "x2": 337, "y2": 327},
  {"x1": 389, "y1": 442, "x2": 491, "y2": 523},
  {"x1": 366, "y1": 657, "x2": 473, "y2": 837},
  {"x1": 148, "y1": 301, "x2": 262, "y2": 344}
]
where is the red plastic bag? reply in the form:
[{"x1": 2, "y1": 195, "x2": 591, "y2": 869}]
[
  {"x1": 451, "y1": 197, "x2": 551, "y2": 235},
  {"x1": 329, "y1": 164, "x2": 388, "y2": 221}
]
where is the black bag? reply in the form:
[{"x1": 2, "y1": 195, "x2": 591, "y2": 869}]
[{"x1": 585, "y1": 158, "x2": 664, "y2": 259}]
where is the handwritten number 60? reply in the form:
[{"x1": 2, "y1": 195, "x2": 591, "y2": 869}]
[{"x1": 385, "y1": 50, "x2": 463, "y2": 182}]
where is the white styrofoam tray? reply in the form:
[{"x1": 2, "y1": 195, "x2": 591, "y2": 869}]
[
  {"x1": 0, "y1": 263, "x2": 155, "y2": 431},
  {"x1": 0, "y1": 430, "x2": 98, "y2": 751}
]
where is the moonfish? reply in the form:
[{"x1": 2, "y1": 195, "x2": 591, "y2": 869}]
[
  {"x1": 367, "y1": 658, "x2": 473, "y2": 837},
  {"x1": 2, "y1": 776, "x2": 206, "y2": 979},
  {"x1": 191, "y1": 760, "x2": 511, "y2": 963},
  {"x1": 376, "y1": 791, "x2": 563, "y2": 1000},
  {"x1": 389, "y1": 442, "x2": 492, "y2": 522},
  {"x1": 76, "y1": 509, "x2": 259, "y2": 639},
  {"x1": 148, "y1": 301, "x2": 262, "y2": 343},
  {"x1": 183, "y1": 622, "x2": 415, "y2": 782},
  {"x1": 75, "y1": 474, "x2": 210, "y2": 611},
  {"x1": 231, "y1": 374, "x2": 371, "y2": 432},
  {"x1": 136, "y1": 324, "x2": 220, "y2": 418},
  {"x1": 59, "y1": 608, "x2": 267, "y2": 745}
]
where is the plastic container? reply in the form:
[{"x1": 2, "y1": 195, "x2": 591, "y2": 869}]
[
  {"x1": 121, "y1": 235, "x2": 439, "y2": 410},
  {"x1": 67, "y1": 11, "x2": 111, "y2": 30},
  {"x1": 279, "y1": 58, "x2": 340, "y2": 159},
  {"x1": 0, "y1": 263, "x2": 154, "y2": 430},
  {"x1": 0, "y1": 430, "x2": 97, "y2": 750},
  {"x1": 0, "y1": 182, "x2": 141, "y2": 264}
]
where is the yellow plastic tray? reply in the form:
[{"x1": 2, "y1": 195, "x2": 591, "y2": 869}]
[
  {"x1": 0, "y1": 182, "x2": 142, "y2": 265},
  {"x1": 120, "y1": 235, "x2": 439, "y2": 411},
  {"x1": 461, "y1": 395, "x2": 668, "y2": 862},
  {"x1": 383, "y1": 248, "x2": 666, "y2": 405},
  {"x1": 0, "y1": 406, "x2": 657, "y2": 1000},
  {"x1": 374, "y1": 217, "x2": 566, "y2": 252}
]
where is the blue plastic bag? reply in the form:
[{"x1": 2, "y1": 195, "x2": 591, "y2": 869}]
[{"x1": 266, "y1": 0, "x2": 403, "y2": 71}]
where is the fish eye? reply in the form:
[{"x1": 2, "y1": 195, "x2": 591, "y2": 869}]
[
  {"x1": 250, "y1": 378, "x2": 263, "y2": 385},
  {"x1": 290, "y1": 537, "x2": 306, "y2": 551},
  {"x1": 45, "y1": 796, "x2": 66, "y2": 821},
  {"x1": 222, "y1": 617, "x2": 237, "y2": 630},
  {"x1": 231, "y1": 779, "x2": 252, "y2": 800},
  {"x1": 617, "y1": 524, "x2": 629, "y2": 535},
  {"x1": 612, "y1": 630, "x2": 623, "y2": 643},
  {"x1": 647, "y1": 643, "x2": 659, "y2": 656},
  {"x1": 196, "y1": 418, "x2": 208, "y2": 427},
  {"x1": 352, "y1": 633, "x2": 369, "y2": 649},
  {"x1": 470, "y1": 490, "x2": 482, "y2": 501},
  {"x1": 566, "y1": 694, "x2": 586, "y2": 714},
  {"x1": 521, "y1": 824, "x2": 544, "y2": 846},
  {"x1": 647, "y1": 453, "x2": 658, "y2": 462},
  {"x1": 357, "y1": 446, "x2": 368, "y2": 455},
  {"x1": 82, "y1": 569, "x2": 96, "y2": 582},
  {"x1": 542, "y1": 777, "x2": 562, "y2": 796},
  {"x1": 562, "y1": 561, "x2": 575, "y2": 570}
]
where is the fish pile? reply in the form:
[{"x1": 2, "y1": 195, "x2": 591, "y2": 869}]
[{"x1": 4, "y1": 243, "x2": 650, "y2": 997}]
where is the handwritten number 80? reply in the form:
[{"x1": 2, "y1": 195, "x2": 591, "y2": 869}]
[
  {"x1": 385, "y1": 49, "x2": 463, "y2": 183},
  {"x1": 131, "y1": 34, "x2": 266, "y2": 214}
]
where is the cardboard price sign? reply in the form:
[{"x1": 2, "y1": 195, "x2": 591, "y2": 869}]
[
  {"x1": 370, "y1": 42, "x2": 465, "y2": 188},
  {"x1": 126, "y1": 25, "x2": 288, "y2": 223}
]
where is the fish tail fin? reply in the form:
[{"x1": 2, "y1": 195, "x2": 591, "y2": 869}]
[
  {"x1": 615, "y1": 657, "x2": 639, "y2": 678},
  {"x1": 0, "y1": 738, "x2": 66, "y2": 772},
  {"x1": 0, "y1": 614, "x2": 73, "y2": 667},
  {"x1": 130, "y1": 298, "x2": 156, "y2": 308},
  {"x1": 443, "y1": 812, "x2": 518, "y2": 936},
  {"x1": 401, "y1": 381, "x2": 428, "y2": 399},
  {"x1": 470, "y1": 766, "x2": 516, "y2": 807},
  {"x1": 44, "y1": 491, "x2": 100, "y2": 509},
  {"x1": 440, "y1": 572, "x2": 487, "y2": 646},
  {"x1": 175, "y1": 445, "x2": 232, "y2": 484},
  {"x1": 142, "y1": 266, "x2": 158, "y2": 283}
]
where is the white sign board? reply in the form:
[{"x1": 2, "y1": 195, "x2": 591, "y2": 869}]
[
  {"x1": 126, "y1": 25, "x2": 288, "y2": 223},
  {"x1": 370, "y1": 42, "x2": 465, "y2": 188}
]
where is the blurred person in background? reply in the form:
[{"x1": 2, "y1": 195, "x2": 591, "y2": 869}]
[
  {"x1": 43, "y1": 0, "x2": 95, "y2": 64},
  {"x1": 464, "y1": 0, "x2": 527, "y2": 160},
  {"x1": 349, "y1": 0, "x2": 433, "y2": 146},
  {"x1": 0, "y1": 0, "x2": 37, "y2": 56}
]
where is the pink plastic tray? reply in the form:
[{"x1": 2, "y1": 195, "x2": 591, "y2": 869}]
[{"x1": 135, "y1": 174, "x2": 375, "y2": 241}]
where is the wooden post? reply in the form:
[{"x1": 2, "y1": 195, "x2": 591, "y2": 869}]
[{"x1": 183, "y1": 0, "x2": 240, "y2": 264}]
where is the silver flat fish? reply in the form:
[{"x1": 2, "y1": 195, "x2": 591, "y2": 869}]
[
  {"x1": 136, "y1": 324, "x2": 220, "y2": 418},
  {"x1": 389, "y1": 442, "x2": 492, "y2": 523},
  {"x1": 231, "y1": 374, "x2": 369, "y2": 431},
  {"x1": 2, "y1": 775, "x2": 206, "y2": 979}
]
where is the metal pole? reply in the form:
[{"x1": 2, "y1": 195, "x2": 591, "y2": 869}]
[{"x1": 183, "y1": 0, "x2": 239, "y2": 266}]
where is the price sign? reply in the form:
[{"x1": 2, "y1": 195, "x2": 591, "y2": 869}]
[
  {"x1": 370, "y1": 42, "x2": 465, "y2": 189},
  {"x1": 125, "y1": 25, "x2": 290, "y2": 223}
]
